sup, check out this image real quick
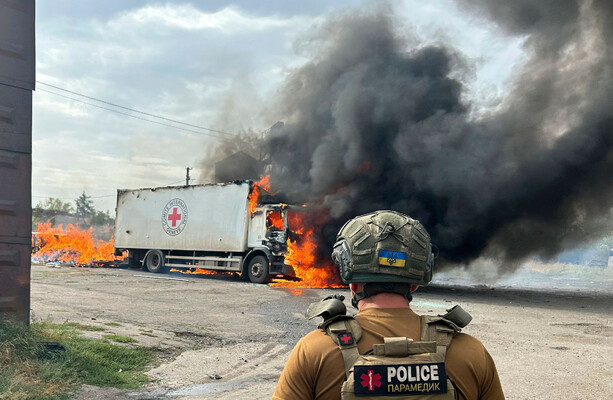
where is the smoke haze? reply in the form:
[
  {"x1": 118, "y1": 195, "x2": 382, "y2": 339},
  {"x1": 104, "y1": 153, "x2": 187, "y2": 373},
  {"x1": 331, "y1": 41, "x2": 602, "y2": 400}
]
[{"x1": 209, "y1": 1, "x2": 613, "y2": 269}]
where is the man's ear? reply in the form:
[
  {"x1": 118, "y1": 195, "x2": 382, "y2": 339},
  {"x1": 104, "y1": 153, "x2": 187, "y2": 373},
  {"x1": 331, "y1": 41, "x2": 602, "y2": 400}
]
[
  {"x1": 349, "y1": 283, "x2": 362, "y2": 294},
  {"x1": 410, "y1": 284, "x2": 419, "y2": 293}
]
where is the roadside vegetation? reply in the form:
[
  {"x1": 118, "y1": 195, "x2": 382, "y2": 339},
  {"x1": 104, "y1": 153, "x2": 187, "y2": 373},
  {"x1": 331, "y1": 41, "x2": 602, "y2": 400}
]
[
  {"x1": 32, "y1": 193, "x2": 113, "y2": 230},
  {"x1": 104, "y1": 335, "x2": 137, "y2": 344},
  {"x1": 0, "y1": 319, "x2": 154, "y2": 400}
]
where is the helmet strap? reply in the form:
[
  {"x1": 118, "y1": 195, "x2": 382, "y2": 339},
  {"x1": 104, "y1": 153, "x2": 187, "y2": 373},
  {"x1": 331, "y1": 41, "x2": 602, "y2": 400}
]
[{"x1": 351, "y1": 282, "x2": 413, "y2": 308}]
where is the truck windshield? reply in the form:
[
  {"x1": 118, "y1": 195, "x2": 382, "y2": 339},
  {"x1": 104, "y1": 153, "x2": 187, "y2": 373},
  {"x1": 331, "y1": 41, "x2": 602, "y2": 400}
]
[{"x1": 266, "y1": 211, "x2": 285, "y2": 231}]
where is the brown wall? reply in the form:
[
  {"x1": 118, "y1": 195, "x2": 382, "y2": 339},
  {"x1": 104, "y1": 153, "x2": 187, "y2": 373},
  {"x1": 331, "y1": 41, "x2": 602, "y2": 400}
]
[{"x1": 0, "y1": 0, "x2": 35, "y2": 324}]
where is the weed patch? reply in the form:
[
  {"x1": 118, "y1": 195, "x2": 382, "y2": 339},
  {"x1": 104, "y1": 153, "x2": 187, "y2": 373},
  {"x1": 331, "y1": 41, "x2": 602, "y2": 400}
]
[
  {"x1": 104, "y1": 335, "x2": 137, "y2": 344},
  {"x1": 0, "y1": 319, "x2": 154, "y2": 400},
  {"x1": 62, "y1": 322, "x2": 105, "y2": 332}
]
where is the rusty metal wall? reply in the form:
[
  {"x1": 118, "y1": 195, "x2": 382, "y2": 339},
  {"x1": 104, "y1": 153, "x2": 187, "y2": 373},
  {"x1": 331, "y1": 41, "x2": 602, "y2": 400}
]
[{"x1": 0, "y1": 0, "x2": 35, "y2": 324}]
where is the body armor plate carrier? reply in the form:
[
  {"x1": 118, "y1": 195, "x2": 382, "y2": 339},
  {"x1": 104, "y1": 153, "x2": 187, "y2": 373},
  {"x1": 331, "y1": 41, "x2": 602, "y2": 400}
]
[{"x1": 306, "y1": 296, "x2": 472, "y2": 399}]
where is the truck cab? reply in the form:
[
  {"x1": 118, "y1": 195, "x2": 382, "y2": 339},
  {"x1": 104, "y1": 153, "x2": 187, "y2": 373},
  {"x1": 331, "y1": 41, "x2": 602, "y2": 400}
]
[{"x1": 247, "y1": 204, "x2": 294, "y2": 281}]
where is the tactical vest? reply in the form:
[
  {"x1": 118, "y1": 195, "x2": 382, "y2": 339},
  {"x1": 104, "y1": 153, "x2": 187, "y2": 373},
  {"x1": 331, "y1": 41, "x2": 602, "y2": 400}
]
[{"x1": 306, "y1": 297, "x2": 472, "y2": 400}]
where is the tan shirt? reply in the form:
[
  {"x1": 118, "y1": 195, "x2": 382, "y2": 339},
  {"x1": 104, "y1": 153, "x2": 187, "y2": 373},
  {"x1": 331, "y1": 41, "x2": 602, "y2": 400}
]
[{"x1": 273, "y1": 308, "x2": 504, "y2": 400}]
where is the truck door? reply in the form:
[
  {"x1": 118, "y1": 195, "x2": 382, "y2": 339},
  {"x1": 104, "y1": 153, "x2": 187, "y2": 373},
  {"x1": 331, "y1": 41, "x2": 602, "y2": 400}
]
[{"x1": 265, "y1": 210, "x2": 287, "y2": 252}]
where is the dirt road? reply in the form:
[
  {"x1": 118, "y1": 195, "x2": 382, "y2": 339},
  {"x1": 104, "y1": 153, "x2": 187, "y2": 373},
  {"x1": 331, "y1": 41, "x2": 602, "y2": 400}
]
[{"x1": 31, "y1": 264, "x2": 613, "y2": 399}]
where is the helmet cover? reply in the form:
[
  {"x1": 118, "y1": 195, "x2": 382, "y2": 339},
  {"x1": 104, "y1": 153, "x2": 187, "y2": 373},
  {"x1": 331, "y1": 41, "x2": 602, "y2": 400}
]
[{"x1": 332, "y1": 210, "x2": 433, "y2": 286}]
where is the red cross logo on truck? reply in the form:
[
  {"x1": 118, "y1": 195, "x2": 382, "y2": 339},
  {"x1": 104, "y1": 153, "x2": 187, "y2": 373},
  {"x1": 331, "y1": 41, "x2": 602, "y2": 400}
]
[
  {"x1": 167, "y1": 207, "x2": 182, "y2": 227},
  {"x1": 162, "y1": 199, "x2": 188, "y2": 236}
]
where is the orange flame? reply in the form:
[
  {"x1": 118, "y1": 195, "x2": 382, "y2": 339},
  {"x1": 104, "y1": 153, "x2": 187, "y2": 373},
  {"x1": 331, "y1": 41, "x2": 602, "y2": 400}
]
[
  {"x1": 248, "y1": 175, "x2": 271, "y2": 214},
  {"x1": 256, "y1": 174, "x2": 271, "y2": 191},
  {"x1": 33, "y1": 222, "x2": 119, "y2": 266},
  {"x1": 170, "y1": 268, "x2": 233, "y2": 276},
  {"x1": 271, "y1": 211, "x2": 345, "y2": 289},
  {"x1": 266, "y1": 210, "x2": 285, "y2": 230}
]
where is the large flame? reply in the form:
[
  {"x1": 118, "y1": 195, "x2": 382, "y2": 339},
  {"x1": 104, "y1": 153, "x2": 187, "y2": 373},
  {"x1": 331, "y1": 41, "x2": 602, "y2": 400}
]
[
  {"x1": 32, "y1": 222, "x2": 119, "y2": 265},
  {"x1": 248, "y1": 175, "x2": 271, "y2": 214},
  {"x1": 271, "y1": 211, "x2": 345, "y2": 289}
]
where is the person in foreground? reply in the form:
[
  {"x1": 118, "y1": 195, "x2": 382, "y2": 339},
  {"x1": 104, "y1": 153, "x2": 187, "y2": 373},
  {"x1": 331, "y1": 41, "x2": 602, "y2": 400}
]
[{"x1": 272, "y1": 210, "x2": 504, "y2": 400}]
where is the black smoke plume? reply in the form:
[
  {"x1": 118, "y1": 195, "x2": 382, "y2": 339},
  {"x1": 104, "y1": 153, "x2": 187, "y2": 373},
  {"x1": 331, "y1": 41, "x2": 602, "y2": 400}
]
[{"x1": 214, "y1": 2, "x2": 613, "y2": 269}]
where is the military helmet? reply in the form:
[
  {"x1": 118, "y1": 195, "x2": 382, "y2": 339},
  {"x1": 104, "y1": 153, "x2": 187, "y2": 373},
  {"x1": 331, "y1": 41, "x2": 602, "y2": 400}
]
[{"x1": 332, "y1": 210, "x2": 434, "y2": 286}]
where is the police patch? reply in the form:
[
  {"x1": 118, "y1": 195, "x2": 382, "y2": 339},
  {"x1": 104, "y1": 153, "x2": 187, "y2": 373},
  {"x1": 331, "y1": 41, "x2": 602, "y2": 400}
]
[
  {"x1": 378, "y1": 250, "x2": 407, "y2": 267},
  {"x1": 353, "y1": 363, "x2": 447, "y2": 396}
]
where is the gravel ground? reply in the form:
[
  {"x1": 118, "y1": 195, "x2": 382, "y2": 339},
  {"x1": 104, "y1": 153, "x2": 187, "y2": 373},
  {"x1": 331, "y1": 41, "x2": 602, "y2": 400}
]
[{"x1": 30, "y1": 264, "x2": 613, "y2": 399}]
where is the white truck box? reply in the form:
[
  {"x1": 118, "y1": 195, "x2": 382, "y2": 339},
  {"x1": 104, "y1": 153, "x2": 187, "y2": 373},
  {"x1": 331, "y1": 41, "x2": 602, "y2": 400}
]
[{"x1": 115, "y1": 182, "x2": 250, "y2": 252}]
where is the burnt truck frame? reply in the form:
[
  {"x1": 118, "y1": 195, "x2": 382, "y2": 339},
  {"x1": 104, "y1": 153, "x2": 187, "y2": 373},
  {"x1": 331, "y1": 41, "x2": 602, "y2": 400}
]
[{"x1": 113, "y1": 181, "x2": 295, "y2": 283}]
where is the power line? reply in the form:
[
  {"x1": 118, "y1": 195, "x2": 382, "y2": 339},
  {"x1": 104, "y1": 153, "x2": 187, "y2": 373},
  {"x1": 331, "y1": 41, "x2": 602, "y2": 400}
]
[
  {"x1": 37, "y1": 80, "x2": 236, "y2": 137},
  {"x1": 37, "y1": 88, "x2": 232, "y2": 139},
  {"x1": 33, "y1": 179, "x2": 194, "y2": 200}
]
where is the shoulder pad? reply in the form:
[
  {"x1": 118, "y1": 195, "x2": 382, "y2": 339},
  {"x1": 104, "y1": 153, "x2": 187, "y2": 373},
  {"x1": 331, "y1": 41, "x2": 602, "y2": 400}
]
[
  {"x1": 441, "y1": 305, "x2": 472, "y2": 328},
  {"x1": 422, "y1": 305, "x2": 472, "y2": 336},
  {"x1": 305, "y1": 297, "x2": 347, "y2": 321},
  {"x1": 423, "y1": 315, "x2": 462, "y2": 334}
]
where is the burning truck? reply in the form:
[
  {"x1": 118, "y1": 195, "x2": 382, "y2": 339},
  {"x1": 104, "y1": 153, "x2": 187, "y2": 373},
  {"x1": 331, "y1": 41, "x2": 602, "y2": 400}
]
[{"x1": 113, "y1": 180, "x2": 297, "y2": 283}]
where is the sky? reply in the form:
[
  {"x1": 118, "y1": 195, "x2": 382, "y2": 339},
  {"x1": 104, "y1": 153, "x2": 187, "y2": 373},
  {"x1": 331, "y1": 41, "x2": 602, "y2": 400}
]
[{"x1": 33, "y1": 0, "x2": 524, "y2": 214}]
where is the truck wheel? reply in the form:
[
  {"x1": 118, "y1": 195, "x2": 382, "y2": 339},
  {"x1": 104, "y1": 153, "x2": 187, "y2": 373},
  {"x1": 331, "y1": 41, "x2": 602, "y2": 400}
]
[
  {"x1": 247, "y1": 255, "x2": 270, "y2": 284},
  {"x1": 145, "y1": 250, "x2": 165, "y2": 273}
]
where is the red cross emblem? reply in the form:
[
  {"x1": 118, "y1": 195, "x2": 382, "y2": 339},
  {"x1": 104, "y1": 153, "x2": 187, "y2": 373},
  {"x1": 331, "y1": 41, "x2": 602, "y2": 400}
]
[
  {"x1": 162, "y1": 199, "x2": 188, "y2": 236},
  {"x1": 339, "y1": 332, "x2": 354, "y2": 346},
  {"x1": 360, "y1": 370, "x2": 382, "y2": 391},
  {"x1": 167, "y1": 207, "x2": 182, "y2": 227}
]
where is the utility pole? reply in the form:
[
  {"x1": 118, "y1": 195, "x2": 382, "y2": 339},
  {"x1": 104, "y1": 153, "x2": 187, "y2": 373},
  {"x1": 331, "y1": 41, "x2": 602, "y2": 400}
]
[{"x1": 185, "y1": 167, "x2": 192, "y2": 186}]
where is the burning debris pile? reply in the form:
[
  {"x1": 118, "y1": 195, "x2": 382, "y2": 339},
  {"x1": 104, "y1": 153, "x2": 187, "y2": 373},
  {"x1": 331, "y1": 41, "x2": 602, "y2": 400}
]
[
  {"x1": 32, "y1": 222, "x2": 120, "y2": 267},
  {"x1": 204, "y1": 1, "x2": 613, "y2": 276}
]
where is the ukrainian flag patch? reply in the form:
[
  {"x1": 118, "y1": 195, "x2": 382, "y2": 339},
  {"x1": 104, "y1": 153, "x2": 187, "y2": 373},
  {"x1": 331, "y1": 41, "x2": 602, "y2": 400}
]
[{"x1": 378, "y1": 250, "x2": 406, "y2": 267}]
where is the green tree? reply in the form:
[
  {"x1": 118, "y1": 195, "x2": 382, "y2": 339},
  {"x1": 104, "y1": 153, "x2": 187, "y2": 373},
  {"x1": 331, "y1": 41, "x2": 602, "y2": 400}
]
[
  {"x1": 35, "y1": 197, "x2": 74, "y2": 212},
  {"x1": 92, "y1": 210, "x2": 112, "y2": 226},
  {"x1": 75, "y1": 192, "x2": 95, "y2": 220}
]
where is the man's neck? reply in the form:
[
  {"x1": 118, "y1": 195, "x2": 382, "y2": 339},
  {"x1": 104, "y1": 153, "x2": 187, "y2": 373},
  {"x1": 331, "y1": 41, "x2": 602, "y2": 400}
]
[{"x1": 357, "y1": 292, "x2": 410, "y2": 311}]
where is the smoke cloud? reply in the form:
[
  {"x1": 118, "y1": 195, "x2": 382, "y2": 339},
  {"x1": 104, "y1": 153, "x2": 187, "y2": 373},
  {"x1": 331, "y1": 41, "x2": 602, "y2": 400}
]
[
  {"x1": 209, "y1": 1, "x2": 613, "y2": 268},
  {"x1": 197, "y1": 132, "x2": 262, "y2": 182}
]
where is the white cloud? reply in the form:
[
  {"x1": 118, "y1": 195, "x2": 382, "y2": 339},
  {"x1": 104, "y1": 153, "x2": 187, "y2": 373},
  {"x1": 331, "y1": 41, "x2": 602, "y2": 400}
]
[
  {"x1": 112, "y1": 5, "x2": 305, "y2": 34},
  {"x1": 35, "y1": 94, "x2": 91, "y2": 117}
]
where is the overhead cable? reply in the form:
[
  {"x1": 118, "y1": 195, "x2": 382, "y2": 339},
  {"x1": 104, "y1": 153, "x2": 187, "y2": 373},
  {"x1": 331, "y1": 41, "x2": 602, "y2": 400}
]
[
  {"x1": 37, "y1": 80, "x2": 235, "y2": 137},
  {"x1": 37, "y1": 88, "x2": 231, "y2": 139}
]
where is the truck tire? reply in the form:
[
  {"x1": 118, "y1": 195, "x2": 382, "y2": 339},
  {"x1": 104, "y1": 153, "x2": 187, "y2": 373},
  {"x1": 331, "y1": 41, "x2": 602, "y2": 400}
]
[
  {"x1": 145, "y1": 250, "x2": 165, "y2": 273},
  {"x1": 247, "y1": 255, "x2": 270, "y2": 284}
]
